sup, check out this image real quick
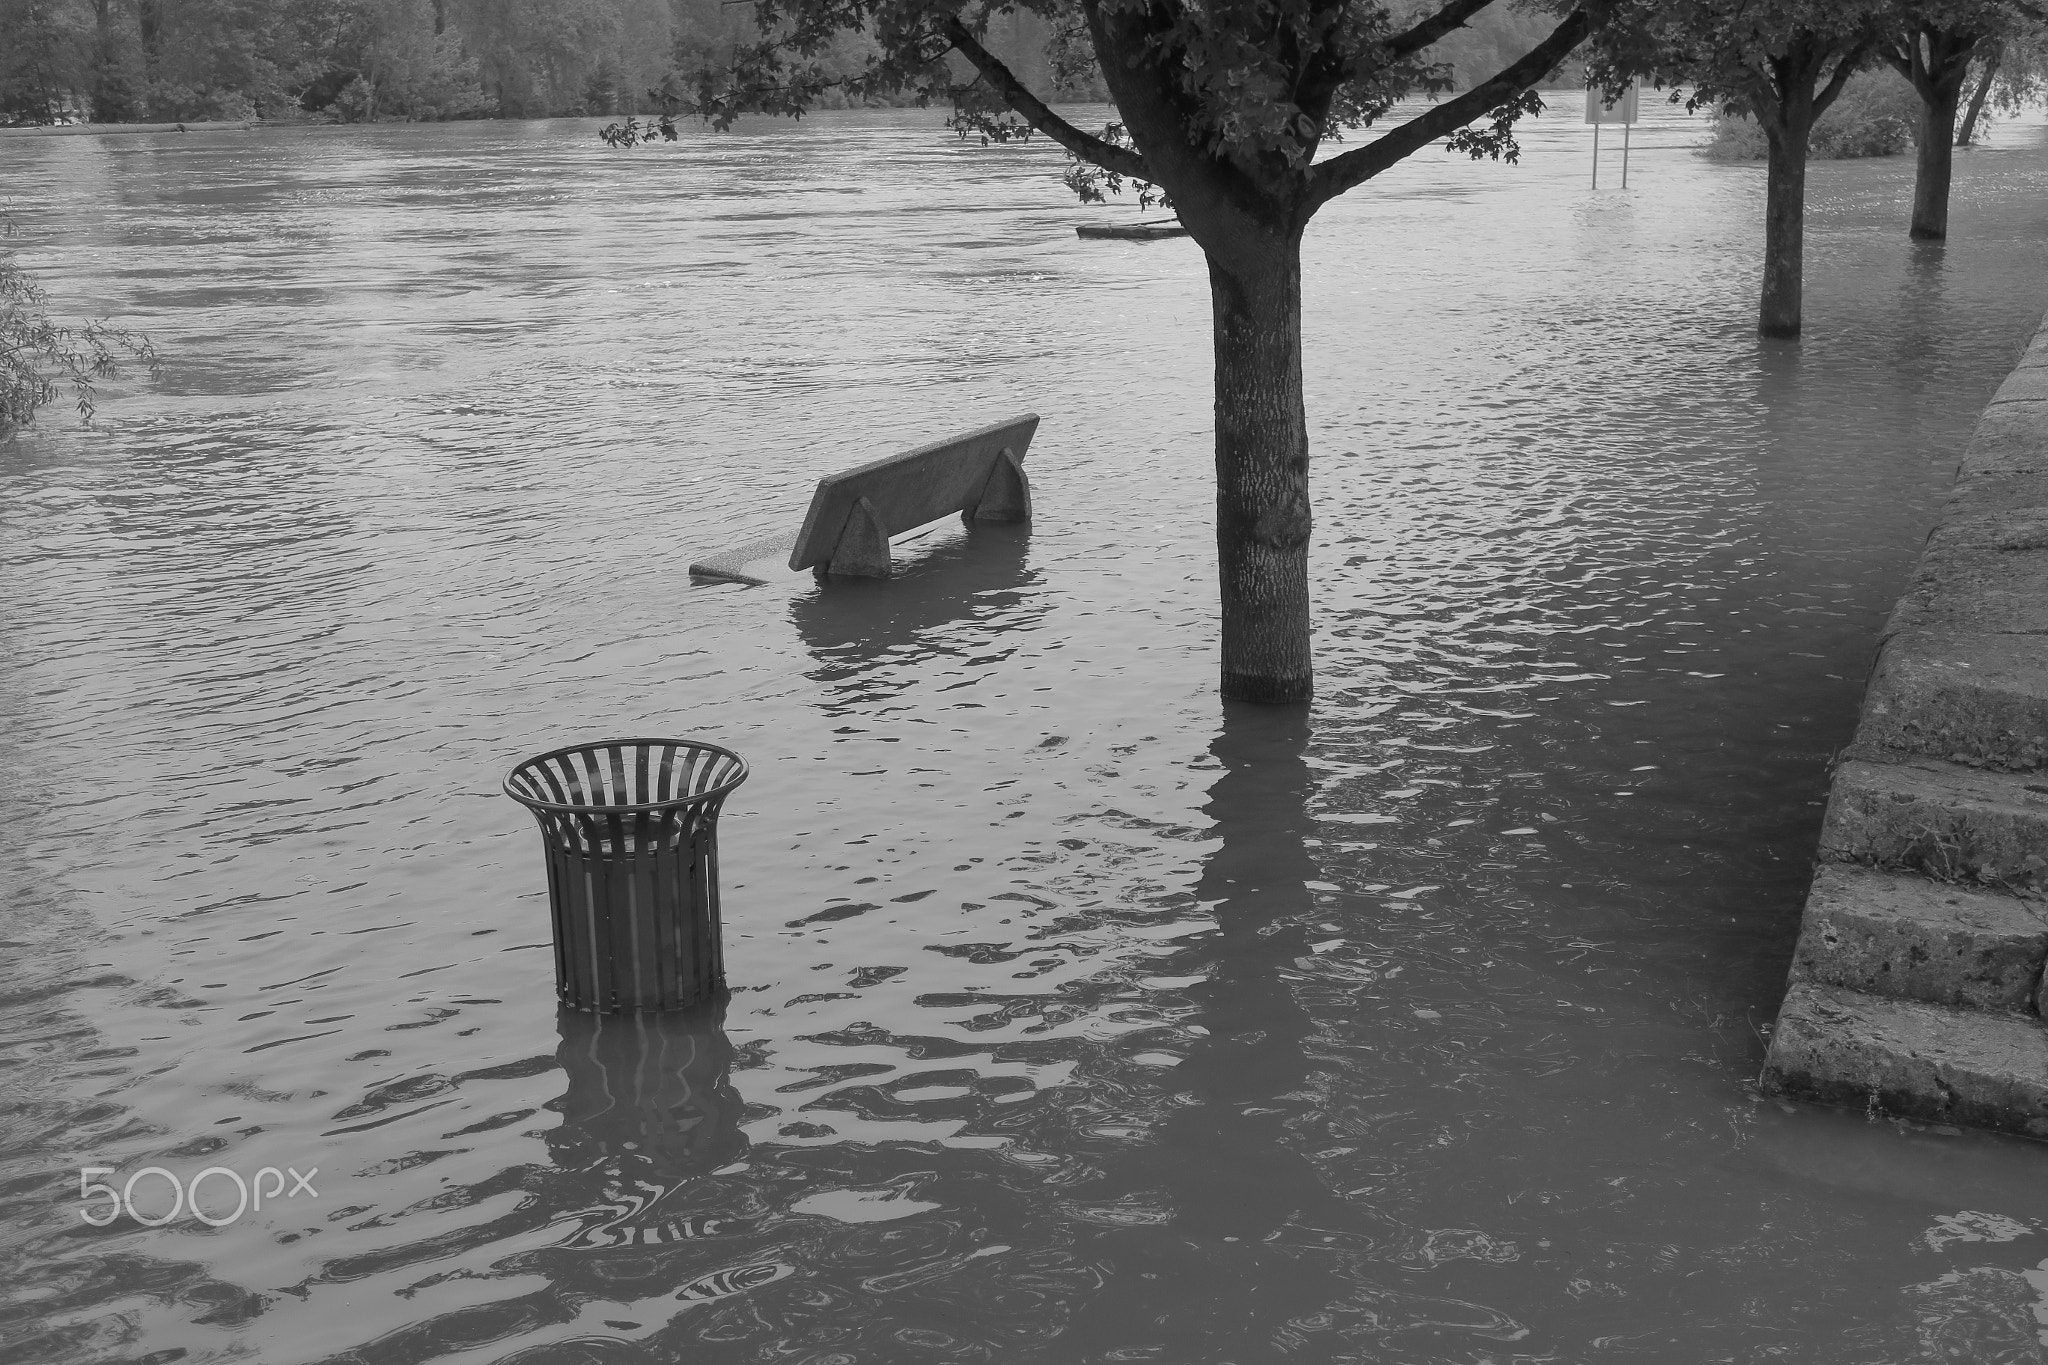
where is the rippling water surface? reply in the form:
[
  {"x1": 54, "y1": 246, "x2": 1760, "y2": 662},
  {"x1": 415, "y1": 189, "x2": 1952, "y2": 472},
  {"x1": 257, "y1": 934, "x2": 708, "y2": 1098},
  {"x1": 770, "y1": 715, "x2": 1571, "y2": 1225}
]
[{"x1": 7, "y1": 97, "x2": 2048, "y2": 1364}]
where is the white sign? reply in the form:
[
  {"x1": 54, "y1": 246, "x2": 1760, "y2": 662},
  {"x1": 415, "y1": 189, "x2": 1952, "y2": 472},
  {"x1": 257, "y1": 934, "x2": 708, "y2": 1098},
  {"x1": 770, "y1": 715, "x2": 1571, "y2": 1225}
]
[{"x1": 1585, "y1": 83, "x2": 1639, "y2": 126}]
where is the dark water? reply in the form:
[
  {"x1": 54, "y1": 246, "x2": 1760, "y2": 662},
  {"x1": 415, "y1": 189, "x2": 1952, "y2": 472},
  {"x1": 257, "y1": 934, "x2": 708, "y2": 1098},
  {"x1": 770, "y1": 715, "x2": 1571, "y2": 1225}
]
[{"x1": 4, "y1": 100, "x2": 2048, "y2": 1364}]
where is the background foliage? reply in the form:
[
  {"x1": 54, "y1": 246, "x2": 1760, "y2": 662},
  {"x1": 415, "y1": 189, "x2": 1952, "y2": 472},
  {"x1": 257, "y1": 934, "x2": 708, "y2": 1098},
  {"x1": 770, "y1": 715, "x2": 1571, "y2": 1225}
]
[
  {"x1": 0, "y1": 0, "x2": 1581, "y2": 125},
  {"x1": 1701, "y1": 68, "x2": 1924, "y2": 160}
]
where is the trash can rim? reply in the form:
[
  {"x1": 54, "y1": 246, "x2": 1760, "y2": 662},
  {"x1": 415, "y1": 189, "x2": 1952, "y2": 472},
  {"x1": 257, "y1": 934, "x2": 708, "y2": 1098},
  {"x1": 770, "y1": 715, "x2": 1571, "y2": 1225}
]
[{"x1": 502, "y1": 737, "x2": 749, "y2": 815}]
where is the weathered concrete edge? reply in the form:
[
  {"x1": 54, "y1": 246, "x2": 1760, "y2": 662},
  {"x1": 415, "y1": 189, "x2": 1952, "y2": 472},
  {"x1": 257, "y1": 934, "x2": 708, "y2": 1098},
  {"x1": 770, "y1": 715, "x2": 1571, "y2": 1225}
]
[
  {"x1": 1762, "y1": 307, "x2": 2048, "y2": 1139},
  {"x1": 1857, "y1": 387, "x2": 2048, "y2": 768},
  {"x1": 688, "y1": 531, "x2": 800, "y2": 587}
]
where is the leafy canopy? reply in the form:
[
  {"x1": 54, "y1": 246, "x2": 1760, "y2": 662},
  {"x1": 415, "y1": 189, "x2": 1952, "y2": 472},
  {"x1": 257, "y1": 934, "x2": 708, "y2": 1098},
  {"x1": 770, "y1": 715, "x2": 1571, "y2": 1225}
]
[
  {"x1": 1591, "y1": 0, "x2": 2048, "y2": 126},
  {"x1": 1591, "y1": 0, "x2": 1889, "y2": 122}
]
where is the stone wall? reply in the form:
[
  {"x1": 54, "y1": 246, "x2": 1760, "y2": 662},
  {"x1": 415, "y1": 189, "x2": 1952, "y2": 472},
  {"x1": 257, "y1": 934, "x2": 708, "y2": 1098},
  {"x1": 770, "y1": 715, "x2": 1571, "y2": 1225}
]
[{"x1": 1761, "y1": 311, "x2": 2048, "y2": 1140}]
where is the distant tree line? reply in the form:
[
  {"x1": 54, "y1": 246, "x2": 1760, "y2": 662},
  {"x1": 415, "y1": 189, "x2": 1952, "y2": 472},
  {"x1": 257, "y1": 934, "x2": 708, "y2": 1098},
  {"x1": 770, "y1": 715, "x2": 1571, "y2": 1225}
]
[
  {"x1": 0, "y1": 0, "x2": 1582, "y2": 126},
  {"x1": 0, "y1": 0, "x2": 724, "y2": 123}
]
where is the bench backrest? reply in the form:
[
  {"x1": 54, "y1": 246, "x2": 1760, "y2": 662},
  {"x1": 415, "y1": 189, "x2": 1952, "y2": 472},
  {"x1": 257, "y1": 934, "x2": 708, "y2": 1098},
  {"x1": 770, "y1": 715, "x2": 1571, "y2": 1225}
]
[{"x1": 787, "y1": 414, "x2": 1039, "y2": 572}]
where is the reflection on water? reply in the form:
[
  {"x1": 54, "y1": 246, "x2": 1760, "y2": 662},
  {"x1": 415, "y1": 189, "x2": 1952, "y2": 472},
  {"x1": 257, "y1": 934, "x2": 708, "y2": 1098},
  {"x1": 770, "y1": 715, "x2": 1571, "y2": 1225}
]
[
  {"x1": 1054, "y1": 706, "x2": 1340, "y2": 1362},
  {"x1": 1155, "y1": 705, "x2": 1322, "y2": 1245},
  {"x1": 7, "y1": 106, "x2": 2048, "y2": 1362},
  {"x1": 791, "y1": 521, "x2": 1037, "y2": 701},
  {"x1": 548, "y1": 1004, "x2": 747, "y2": 1246}
]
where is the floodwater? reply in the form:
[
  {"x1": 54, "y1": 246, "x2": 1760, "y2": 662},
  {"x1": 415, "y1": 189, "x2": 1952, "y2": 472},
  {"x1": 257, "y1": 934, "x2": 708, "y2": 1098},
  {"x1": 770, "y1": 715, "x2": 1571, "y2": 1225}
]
[{"x1": 4, "y1": 94, "x2": 2048, "y2": 1365}]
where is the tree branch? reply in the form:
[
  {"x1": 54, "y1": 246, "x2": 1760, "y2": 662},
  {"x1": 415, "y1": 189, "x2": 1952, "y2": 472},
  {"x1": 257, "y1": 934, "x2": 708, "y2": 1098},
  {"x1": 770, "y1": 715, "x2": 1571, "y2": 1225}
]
[
  {"x1": 1383, "y1": 0, "x2": 1498, "y2": 61},
  {"x1": 1881, "y1": 27, "x2": 1930, "y2": 95},
  {"x1": 1811, "y1": 39, "x2": 1872, "y2": 120},
  {"x1": 944, "y1": 15, "x2": 1151, "y2": 179},
  {"x1": 1310, "y1": 9, "x2": 1590, "y2": 206}
]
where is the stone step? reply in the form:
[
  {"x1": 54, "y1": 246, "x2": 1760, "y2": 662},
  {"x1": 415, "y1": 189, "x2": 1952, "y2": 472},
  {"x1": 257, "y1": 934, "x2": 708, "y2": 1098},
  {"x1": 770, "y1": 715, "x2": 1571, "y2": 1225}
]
[
  {"x1": 1896, "y1": 509, "x2": 2048, "y2": 639},
  {"x1": 1856, "y1": 632, "x2": 2048, "y2": 773},
  {"x1": 1789, "y1": 864, "x2": 2048, "y2": 1013},
  {"x1": 1861, "y1": 404, "x2": 2048, "y2": 769},
  {"x1": 1819, "y1": 758, "x2": 2048, "y2": 891},
  {"x1": 1763, "y1": 981, "x2": 2048, "y2": 1141},
  {"x1": 1946, "y1": 394, "x2": 2048, "y2": 523}
]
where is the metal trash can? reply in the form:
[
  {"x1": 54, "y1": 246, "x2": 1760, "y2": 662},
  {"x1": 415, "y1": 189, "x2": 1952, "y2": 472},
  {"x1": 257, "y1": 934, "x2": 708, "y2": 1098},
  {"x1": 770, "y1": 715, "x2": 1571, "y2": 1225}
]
[{"x1": 504, "y1": 738, "x2": 747, "y2": 1013}]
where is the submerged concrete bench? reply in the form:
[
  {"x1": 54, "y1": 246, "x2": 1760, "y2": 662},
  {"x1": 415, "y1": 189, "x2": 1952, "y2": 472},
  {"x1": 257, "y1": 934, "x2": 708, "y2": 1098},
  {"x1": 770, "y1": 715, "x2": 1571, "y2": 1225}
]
[
  {"x1": 788, "y1": 414, "x2": 1036, "y2": 578},
  {"x1": 689, "y1": 413, "x2": 1038, "y2": 585}
]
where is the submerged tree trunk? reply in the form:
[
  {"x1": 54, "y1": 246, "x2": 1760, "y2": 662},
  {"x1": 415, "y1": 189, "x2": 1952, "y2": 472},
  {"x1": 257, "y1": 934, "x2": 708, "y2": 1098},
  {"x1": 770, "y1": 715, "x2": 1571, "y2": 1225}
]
[
  {"x1": 1957, "y1": 46, "x2": 2000, "y2": 146},
  {"x1": 1078, "y1": 1, "x2": 1318, "y2": 704},
  {"x1": 1913, "y1": 81, "x2": 1963, "y2": 237},
  {"x1": 1759, "y1": 119, "x2": 1811, "y2": 338},
  {"x1": 1890, "y1": 27, "x2": 1978, "y2": 241},
  {"x1": 1208, "y1": 239, "x2": 1313, "y2": 703}
]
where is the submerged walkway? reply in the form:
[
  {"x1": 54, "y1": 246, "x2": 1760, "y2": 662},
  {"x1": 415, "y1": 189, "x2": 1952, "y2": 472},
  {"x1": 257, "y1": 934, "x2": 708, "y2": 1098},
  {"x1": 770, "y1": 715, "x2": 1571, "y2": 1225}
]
[{"x1": 1765, "y1": 308, "x2": 2048, "y2": 1138}]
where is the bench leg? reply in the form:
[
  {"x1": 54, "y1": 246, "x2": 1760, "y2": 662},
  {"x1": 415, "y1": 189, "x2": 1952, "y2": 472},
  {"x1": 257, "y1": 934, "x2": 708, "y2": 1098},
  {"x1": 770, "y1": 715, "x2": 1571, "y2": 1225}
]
[
  {"x1": 966, "y1": 447, "x2": 1031, "y2": 523},
  {"x1": 823, "y1": 495, "x2": 892, "y2": 578}
]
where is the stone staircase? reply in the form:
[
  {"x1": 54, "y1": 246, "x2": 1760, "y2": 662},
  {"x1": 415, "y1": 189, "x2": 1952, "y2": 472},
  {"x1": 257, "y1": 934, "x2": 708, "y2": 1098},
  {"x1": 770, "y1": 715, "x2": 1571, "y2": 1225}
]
[{"x1": 1762, "y1": 324, "x2": 2048, "y2": 1141}]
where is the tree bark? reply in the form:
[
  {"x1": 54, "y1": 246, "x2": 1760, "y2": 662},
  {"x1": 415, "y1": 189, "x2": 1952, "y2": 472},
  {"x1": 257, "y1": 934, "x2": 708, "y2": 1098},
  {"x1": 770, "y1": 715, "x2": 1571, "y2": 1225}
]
[
  {"x1": 138, "y1": 0, "x2": 162, "y2": 71},
  {"x1": 1208, "y1": 239, "x2": 1313, "y2": 703},
  {"x1": 1759, "y1": 119, "x2": 1810, "y2": 338},
  {"x1": 1912, "y1": 80, "x2": 1963, "y2": 238},
  {"x1": 1957, "y1": 46, "x2": 1999, "y2": 146},
  {"x1": 22, "y1": 0, "x2": 56, "y2": 123},
  {"x1": 1078, "y1": 0, "x2": 1317, "y2": 703},
  {"x1": 90, "y1": 0, "x2": 121, "y2": 122},
  {"x1": 1889, "y1": 27, "x2": 1978, "y2": 241}
]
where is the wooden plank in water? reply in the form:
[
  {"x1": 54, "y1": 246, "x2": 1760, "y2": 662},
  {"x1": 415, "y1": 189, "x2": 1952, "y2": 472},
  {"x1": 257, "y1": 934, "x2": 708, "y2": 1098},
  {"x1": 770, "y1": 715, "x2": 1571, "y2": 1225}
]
[{"x1": 1075, "y1": 223, "x2": 1189, "y2": 240}]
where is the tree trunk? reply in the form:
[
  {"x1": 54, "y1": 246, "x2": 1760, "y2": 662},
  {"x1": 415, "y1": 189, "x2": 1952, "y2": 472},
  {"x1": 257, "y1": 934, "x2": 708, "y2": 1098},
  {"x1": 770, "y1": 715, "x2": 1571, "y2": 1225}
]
[
  {"x1": 1897, "y1": 28, "x2": 1977, "y2": 241},
  {"x1": 1208, "y1": 240, "x2": 1313, "y2": 703},
  {"x1": 1912, "y1": 82, "x2": 1962, "y2": 238},
  {"x1": 90, "y1": 0, "x2": 118, "y2": 122},
  {"x1": 21, "y1": 0, "x2": 53, "y2": 122},
  {"x1": 1759, "y1": 121, "x2": 1810, "y2": 338},
  {"x1": 1957, "y1": 47, "x2": 1999, "y2": 146},
  {"x1": 1081, "y1": 4, "x2": 1316, "y2": 702},
  {"x1": 138, "y1": 0, "x2": 162, "y2": 70}
]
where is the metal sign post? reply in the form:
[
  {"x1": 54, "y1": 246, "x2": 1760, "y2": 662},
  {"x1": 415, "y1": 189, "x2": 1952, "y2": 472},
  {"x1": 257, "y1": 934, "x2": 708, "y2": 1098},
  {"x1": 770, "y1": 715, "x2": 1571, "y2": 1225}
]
[{"x1": 1585, "y1": 82, "x2": 1639, "y2": 189}]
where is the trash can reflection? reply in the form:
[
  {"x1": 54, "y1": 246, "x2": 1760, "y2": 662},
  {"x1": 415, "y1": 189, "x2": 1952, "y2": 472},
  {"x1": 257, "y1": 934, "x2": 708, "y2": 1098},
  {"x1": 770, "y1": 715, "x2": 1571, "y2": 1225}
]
[{"x1": 547, "y1": 1000, "x2": 747, "y2": 1248}]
